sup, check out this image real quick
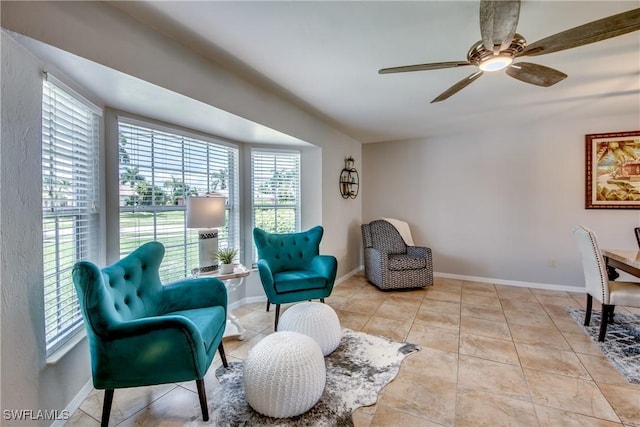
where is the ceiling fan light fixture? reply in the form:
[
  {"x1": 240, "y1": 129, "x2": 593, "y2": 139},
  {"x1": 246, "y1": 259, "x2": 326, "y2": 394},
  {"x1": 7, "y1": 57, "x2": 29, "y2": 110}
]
[{"x1": 479, "y1": 55, "x2": 513, "y2": 72}]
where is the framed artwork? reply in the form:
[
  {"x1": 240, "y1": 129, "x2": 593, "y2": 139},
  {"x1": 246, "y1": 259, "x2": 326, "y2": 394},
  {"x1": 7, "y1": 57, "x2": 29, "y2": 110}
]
[{"x1": 585, "y1": 130, "x2": 640, "y2": 209}]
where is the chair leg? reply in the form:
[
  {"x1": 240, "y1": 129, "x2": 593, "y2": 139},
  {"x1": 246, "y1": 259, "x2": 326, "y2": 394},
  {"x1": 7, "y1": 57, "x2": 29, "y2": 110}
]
[
  {"x1": 608, "y1": 305, "x2": 615, "y2": 323},
  {"x1": 218, "y1": 343, "x2": 228, "y2": 368},
  {"x1": 196, "y1": 379, "x2": 209, "y2": 421},
  {"x1": 266, "y1": 301, "x2": 270, "y2": 312},
  {"x1": 599, "y1": 304, "x2": 614, "y2": 342},
  {"x1": 584, "y1": 294, "x2": 593, "y2": 326},
  {"x1": 275, "y1": 304, "x2": 281, "y2": 331},
  {"x1": 101, "y1": 389, "x2": 114, "y2": 427},
  {"x1": 320, "y1": 298, "x2": 325, "y2": 303}
]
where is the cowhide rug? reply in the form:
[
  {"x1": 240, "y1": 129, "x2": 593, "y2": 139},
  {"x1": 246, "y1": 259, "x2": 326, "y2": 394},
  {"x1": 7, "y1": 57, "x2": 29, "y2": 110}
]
[{"x1": 186, "y1": 328, "x2": 419, "y2": 426}]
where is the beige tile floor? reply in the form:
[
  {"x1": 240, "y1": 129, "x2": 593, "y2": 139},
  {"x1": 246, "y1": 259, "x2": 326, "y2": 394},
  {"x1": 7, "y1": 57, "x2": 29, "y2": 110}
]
[{"x1": 66, "y1": 274, "x2": 640, "y2": 426}]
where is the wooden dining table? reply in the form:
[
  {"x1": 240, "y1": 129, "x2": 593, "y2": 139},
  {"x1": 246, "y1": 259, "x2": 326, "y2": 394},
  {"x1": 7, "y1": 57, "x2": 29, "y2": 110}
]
[{"x1": 602, "y1": 249, "x2": 640, "y2": 279}]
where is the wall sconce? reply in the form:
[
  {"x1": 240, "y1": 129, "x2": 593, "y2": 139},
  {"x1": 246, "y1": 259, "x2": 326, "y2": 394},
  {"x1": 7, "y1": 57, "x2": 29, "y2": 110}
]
[
  {"x1": 186, "y1": 193, "x2": 226, "y2": 273},
  {"x1": 339, "y1": 156, "x2": 359, "y2": 199}
]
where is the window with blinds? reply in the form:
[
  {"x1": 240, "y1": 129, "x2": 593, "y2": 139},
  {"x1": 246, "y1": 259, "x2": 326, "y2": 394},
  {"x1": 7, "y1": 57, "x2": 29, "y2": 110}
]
[
  {"x1": 42, "y1": 78, "x2": 101, "y2": 356},
  {"x1": 251, "y1": 149, "x2": 301, "y2": 260},
  {"x1": 118, "y1": 120, "x2": 239, "y2": 283}
]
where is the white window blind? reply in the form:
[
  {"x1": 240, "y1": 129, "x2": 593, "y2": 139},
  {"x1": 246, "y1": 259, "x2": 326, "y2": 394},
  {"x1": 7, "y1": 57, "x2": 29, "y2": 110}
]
[
  {"x1": 118, "y1": 120, "x2": 239, "y2": 283},
  {"x1": 42, "y1": 77, "x2": 100, "y2": 356},
  {"x1": 251, "y1": 149, "x2": 301, "y2": 260}
]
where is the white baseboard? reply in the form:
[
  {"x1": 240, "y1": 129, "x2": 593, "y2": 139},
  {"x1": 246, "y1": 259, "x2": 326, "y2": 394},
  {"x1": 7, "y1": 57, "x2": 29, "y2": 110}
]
[
  {"x1": 52, "y1": 379, "x2": 94, "y2": 427},
  {"x1": 335, "y1": 266, "x2": 363, "y2": 285},
  {"x1": 352, "y1": 264, "x2": 584, "y2": 293},
  {"x1": 434, "y1": 271, "x2": 585, "y2": 293},
  {"x1": 229, "y1": 295, "x2": 267, "y2": 309}
]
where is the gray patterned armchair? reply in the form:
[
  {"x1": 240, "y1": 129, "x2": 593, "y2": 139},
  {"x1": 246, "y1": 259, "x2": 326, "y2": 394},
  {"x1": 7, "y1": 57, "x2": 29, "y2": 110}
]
[{"x1": 361, "y1": 219, "x2": 433, "y2": 290}]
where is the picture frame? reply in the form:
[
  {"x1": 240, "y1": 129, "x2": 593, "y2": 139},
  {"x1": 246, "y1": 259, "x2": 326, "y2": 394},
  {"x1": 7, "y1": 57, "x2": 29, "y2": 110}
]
[{"x1": 585, "y1": 130, "x2": 640, "y2": 209}]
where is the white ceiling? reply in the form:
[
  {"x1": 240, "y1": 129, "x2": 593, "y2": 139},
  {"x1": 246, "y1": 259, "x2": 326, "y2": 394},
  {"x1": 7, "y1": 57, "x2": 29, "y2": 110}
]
[
  {"x1": 111, "y1": 0, "x2": 640, "y2": 143},
  {"x1": 18, "y1": 1, "x2": 640, "y2": 144},
  {"x1": 11, "y1": 32, "x2": 311, "y2": 147}
]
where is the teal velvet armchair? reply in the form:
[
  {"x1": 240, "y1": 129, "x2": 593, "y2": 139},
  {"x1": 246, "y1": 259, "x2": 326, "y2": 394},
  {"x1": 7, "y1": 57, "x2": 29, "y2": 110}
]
[
  {"x1": 254, "y1": 225, "x2": 338, "y2": 330},
  {"x1": 72, "y1": 241, "x2": 228, "y2": 426}
]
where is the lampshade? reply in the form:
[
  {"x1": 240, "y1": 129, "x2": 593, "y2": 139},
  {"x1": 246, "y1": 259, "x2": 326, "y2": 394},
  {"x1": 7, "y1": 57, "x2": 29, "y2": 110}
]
[{"x1": 186, "y1": 194, "x2": 226, "y2": 229}]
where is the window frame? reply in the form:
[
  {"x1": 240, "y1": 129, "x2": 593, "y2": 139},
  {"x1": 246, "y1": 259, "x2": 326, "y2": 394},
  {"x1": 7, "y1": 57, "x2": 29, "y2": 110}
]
[
  {"x1": 116, "y1": 117, "x2": 240, "y2": 283},
  {"x1": 42, "y1": 74, "x2": 101, "y2": 357},
  {"x1": 250, "y1": 147, "x2": 301, "y2": 263}
]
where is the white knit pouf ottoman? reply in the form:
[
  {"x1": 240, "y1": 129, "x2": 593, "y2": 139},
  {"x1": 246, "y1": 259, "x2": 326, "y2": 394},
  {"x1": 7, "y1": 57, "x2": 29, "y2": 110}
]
[
  {"x1": 243, "y1": 331, "x2": 326, "y2": 418},
  {"x1": 278, "y1": 302, "x2": 342, "y2": 356}
]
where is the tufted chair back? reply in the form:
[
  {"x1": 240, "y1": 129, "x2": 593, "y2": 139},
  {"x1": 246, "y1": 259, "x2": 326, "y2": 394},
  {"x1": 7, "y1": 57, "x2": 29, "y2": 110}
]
[
  {"x1": 364, "y1": 220, "x2": 407, "y2": 255},
  {"x1": 73, "y1": 241, "x2": 165, "y2": 337},
  {"x1": 573, "y1": 226, "x2": 610, "y2": 304},
  {"x1": 72, "y1": 241, "x2": 230, "y2": 425},
  {"x1": 253, "y1": 226, "x2": 323, "y2": 274}
]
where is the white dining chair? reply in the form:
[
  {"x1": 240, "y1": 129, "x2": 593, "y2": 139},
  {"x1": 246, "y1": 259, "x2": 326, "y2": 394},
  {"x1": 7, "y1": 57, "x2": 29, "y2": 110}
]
[{"x1": 573, "y1": 225, "x2": 640, "y2": 341}]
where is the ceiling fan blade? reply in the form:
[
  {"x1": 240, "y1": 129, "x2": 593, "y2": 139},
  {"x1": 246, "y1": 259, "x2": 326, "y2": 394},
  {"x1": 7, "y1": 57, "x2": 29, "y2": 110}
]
[
  {"x1": 521, "y1": 8, "x2": 640, "y2": 57},
  {"x1": 505, "y1": 62, "x2": 567, "y2": 87},
  {"x1": 379, "y1": 61, "x2": 472, "y2": 74},
  {"x1": 480, "y1": 0, "x2": 521, "y2": 53},
  {"x1": 431, "y1": 71, "x2": 484, "y2": 103}
]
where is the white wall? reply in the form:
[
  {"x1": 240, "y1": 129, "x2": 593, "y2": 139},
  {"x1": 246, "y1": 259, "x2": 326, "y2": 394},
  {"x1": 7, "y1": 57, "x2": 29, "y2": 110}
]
[
  {"x1": 1, "y1": 1, "x2": 362, "y2": 423},
  {"x1": 1, "y1": 32, "x2": 93, "y2": 426},
  {"x1": 363, "y1": 114, "x2": 640, "y2": 288},
  {"x1": 1, "y1": 0, "x2": 363, "y2": 277}
]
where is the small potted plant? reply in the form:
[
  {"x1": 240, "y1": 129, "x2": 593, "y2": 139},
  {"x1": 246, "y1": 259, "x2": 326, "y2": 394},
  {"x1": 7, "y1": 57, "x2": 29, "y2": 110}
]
[{"x1": 217, "y1": 247, "x2": 238, "y2": 274}]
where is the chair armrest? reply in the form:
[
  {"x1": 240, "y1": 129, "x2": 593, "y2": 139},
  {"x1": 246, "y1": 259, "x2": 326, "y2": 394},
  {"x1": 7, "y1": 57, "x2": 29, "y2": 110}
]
[
  {"x1": 257, "y1": 259, "x2": 274, "y2": 283},
  {"x1": 311, "y1": 255, "x2": 338, "y2": 283},
  {"x1": 96, "y1": 315, "x2": 211, "y2": 383},
  {"x1": 257, "y1": 259, "x2": 277, "y2": 301},
  {"x1": 160, "y1": 277, "x2": 227, "y2": 313},
  {"x1": 365, "y1": 247, "x2": 390, "y2": 265},
  {"x1": 364, "y1": 246, "x2": 381, "y2": 258},
  {"x1": 407, "y1": 246, "x2": 431, "y2": 258},
  {"x1": 105, "y1": 315, "x2": 203, "y2": 347}
]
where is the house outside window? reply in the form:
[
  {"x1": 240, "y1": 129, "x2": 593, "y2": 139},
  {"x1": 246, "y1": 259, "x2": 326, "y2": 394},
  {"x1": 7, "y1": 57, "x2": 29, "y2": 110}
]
[
  {"x1": 118, "y1": 120, "x2": 239, "y2": 283},
  {"x1": 42, "y1": 77, "x2": 101, "y2": 356},
  {"x1": 251, "y1": 148, "x2": 301, "y2": 261}
]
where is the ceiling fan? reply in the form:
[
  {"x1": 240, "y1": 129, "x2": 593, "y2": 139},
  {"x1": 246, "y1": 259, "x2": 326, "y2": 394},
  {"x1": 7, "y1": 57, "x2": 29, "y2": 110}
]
[{"x1": 379, "y1": 1, "x2": 640, "y2": 103}]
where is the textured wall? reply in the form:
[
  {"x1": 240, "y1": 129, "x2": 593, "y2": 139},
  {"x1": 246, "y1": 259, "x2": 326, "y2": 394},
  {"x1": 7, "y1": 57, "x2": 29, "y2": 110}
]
[
  {"x1": 2, "y1": 30, "x2": 47, "y2": 421},
  {"x1": 1, "y1": 0, "x2": 363, "y2": 280},
  {"x1": 1, "y1": 31, "x2": 92, "y2": 425},
  {"x1": 363, "y1": 115, "x2": 640, "y2": 288},
  {"x1": 1, "y1": 1, "x2": 362, "y2": 421}
]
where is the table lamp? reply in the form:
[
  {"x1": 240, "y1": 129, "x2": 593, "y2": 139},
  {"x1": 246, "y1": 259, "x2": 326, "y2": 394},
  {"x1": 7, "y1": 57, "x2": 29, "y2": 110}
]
[{"x1": 186, "y1": 193, "x2": 226, "y2": 273}]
